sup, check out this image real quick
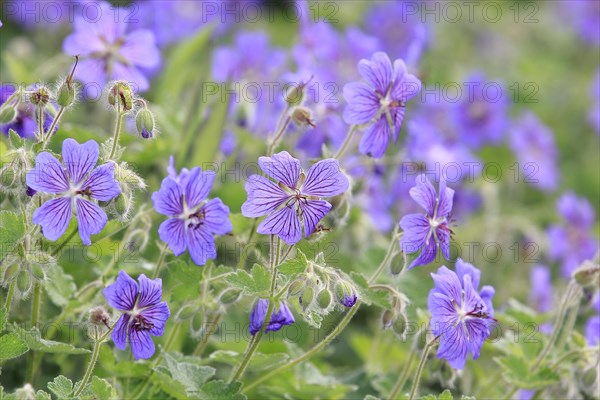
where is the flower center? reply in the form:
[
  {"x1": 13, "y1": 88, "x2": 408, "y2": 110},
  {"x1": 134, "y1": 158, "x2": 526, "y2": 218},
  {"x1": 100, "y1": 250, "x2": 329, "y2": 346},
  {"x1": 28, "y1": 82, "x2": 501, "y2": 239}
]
[
  {"x1": 187, "y1": 207, "x2": 206, "y2": 230},
  {"x1": 131, "y1": 313, "x2": 153, "y2": 332}
]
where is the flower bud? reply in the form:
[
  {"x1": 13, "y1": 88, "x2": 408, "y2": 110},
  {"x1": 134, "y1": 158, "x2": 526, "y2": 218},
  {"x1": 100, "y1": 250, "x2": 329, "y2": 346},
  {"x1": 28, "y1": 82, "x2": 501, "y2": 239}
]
[
  {"x1": 299, "y1": 286, "x2": 314, "y2": 310},
  {"x1": 381, "y1": 309, "x2": 395, "y2": 329},
  {"x1": 334, "y1": 280, "x2": 357, "y2": 307},
  {"x1": 29, "y1": 86, "x2": 50, "y2": 106},
  {"x1": 108, "y1": 81, "x2": 133, "y2": 112},
  {"x1": 56, "y1": 82, "x2": 76, "y2": 107},
  {"x1": 0, "y1": 165, "x2": 16, "y2": 188},
  {"x1": 29, "y1": 263, "x2": 46, "y2": 281},
  {"x1": 291, "y1": 106, "x2": 315, "y2": 128},
  {"x1": 288, "y1": 279, "x2": 305, "y2": 297},
  {"x1": 89, "y1": 306, "x2": 111, "y2": 327},
  {"x1": 114, "y1": 193, "x2": 129, "y2": 216},
  {"x1": 135, "y1": 108, "x2": 155, "y2": 139},
  {"x1": 219, "y1": 288, "x2": 242, "y2": 304},
  {"x1": 389, "y1": 252, "x2": 404, "y2": 275},
  {"x1": 0, "y1": 105, "x2": 17, "y2": 124},
  {"x1": 392, "y1": 312, "x2": 408, "y2": 339},
  {"x1": 26, "y1": 186, "x2": 37, "y2": 197},
  {"x1": 317, "y1": 288, "x2": 332, "y2": 309},
  {"x1": 3, "y1": 263, "x2": 20, "y2": 283},
  {"x1": 176, "y1": 304, "x2": 197, "y2": 320},
  {"x1": 573, "y1": 260, "x2": 600, "y2": 287},
  {"x1": 17, "y1": 269, "x2": 31, "y2": 293}
]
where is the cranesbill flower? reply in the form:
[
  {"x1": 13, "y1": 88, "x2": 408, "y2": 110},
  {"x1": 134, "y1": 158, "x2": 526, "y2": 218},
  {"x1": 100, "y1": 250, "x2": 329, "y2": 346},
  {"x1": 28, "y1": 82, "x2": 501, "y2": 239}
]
[
  {"x1": 547, "y1": 192, "x2": 598, "y2": 277},
  {"x1": 62, "y1": 1, "x2": 160, "y2": 93},
  {"x1": 103, "y1": 270, "x2": 170, "y2": 360},
  {"x1": 428, "y1": 260, "x2": 495, "y2": 369},
  {"x1": 26, "y1": 139, "x2": 120, "y2": 245},
  {"x1": 559, "y1": 0, "x2": 600, "y2": 46},
  {"x1": 1, "y1": 85, "x2": 57, "y2": 139},
  {"x1": 343, "y1": 52, "x2": 421, "y2": 158},
  {"x1": 509, "y1": 112, "x2": 559, "y2": 192},
  {"x1": 400, "y1": 174, "x2": 454, "y2": 269},
  {"x1": 241, "y1": 151, "x2": 349, "y2": 245},
  {"x1": 249, "y1": 299, "x2": 295, "y2": 335},
  {"x1": 152, "y1": 157, "x2": 232, "y2": 266}
]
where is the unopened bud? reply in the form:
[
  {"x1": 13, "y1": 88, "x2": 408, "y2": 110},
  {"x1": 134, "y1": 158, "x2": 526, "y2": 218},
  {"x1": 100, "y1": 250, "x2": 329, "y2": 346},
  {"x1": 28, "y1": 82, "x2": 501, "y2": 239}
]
[
  {"x1": 291, "y1": 106, "x2": 315, "y2": 128},
  {"x1": 0, "y1": 105, "x2": 17, "y2": 124},
  {"x1": 288, "y1": 279, "x2": 305, "y2": 297},
  {"x1": 26, "y1": 186, "x2": 37, "y2": 197},
  {"x1": 89, "y1": 306, "x2": 111, "y2": 327},
  {"x1": 176, "y1": 304, "x2": 197, "y2": 320},
  {"x1": 29, "y1": 86, "x2": 50, "y2": 106},
  {"x1": 317, "y1": 288, "x2": 332, "y2": 309},
  {"x1": 573, "y1": 260, "x2": 600, "y2": 287},
  {"x1": 0, "y1": 166, "x2": 16, "y2": 187},
  {"x1": 390, "y1": 252, "x2": 403, "y2": 275},
  {"x1": 334, "y1": 280, "x2": 357, "y2": 308},
  {"x1": 3, "y1": 263, "x2": 20, "y2": 283},
  {"x1": 392, "y1": 312, "x2": 408, "y2": 338},
  {"x1": 114, "y1": 193, "x2": 129, "y2": 216},
  {"x1": 17, "y1": 269, "x2": 31, "y2": 293},
  {"x1": 381, "y1": 309, "x2": 394, "y2": 329},
  {"x1": 299, "y1": 286, "x2": 314, "y2": 309},
  {"x1": 135, "y1": 108, "x2": 155, "y2": 139},
  {"x1": 56, "y1": 82, "x2": 76, "y2": 107},
  {"x1": 108, "y1": 81, "x2": 133, "y2": 112},
  {"x1": 285, "y1": 80, "x2": 310, "y2": 106},
  {"x1": 219, "y1": 288, "x2": 242, "y2": 304},
  {"x1": 29, "y1": 263, "x2": 45, "y2": 281}
]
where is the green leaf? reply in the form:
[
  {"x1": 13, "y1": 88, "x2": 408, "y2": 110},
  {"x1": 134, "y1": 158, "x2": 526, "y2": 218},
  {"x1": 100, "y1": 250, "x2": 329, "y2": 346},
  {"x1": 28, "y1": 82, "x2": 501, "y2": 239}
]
[
  {"x1": 47, "y1": 376, "x2": 74, "y2": 399},
  {"x1": 230, "y1": 213, "x2": 253, "y2": 237},
  {"x1": 225, "y1": 263, "x2": 270, "y2": 296},
  {"x1": 45, "y1": 266, "x2": 77, "y2": 307},
  {"x1": 278, "y1": 250, "x2": 308, "y2": 276},
  {"x1": 209, "y1": 350, "x2": 289, "y2": 372},
  {"x1": 0, "y1": 333, "x2": 29, "y2": 361},
  {"x1": 495, "y1": 354, "x2": 560, "y2": 389},
  {"x1": 35, "y1": 391, "x2": 52, "y2": 400},
  {"x1": 350, "y1": 272, "x2": 392, "y2": 309},
  {"x1": 79, "y1": 376, "x2": 113, "y2": 400},
  {"x1": 0, "y1": 211, "x2": 26, "y2": 261},
  {"x1": 10, "y1": 325, "x2": 90, "y2": 355},
  {"x1": 161, "y1": 352, "x2": 216, "y2": 396},
  {"x1": 439, "y1": 389, "x2": 453, "y2": 400},
  {"x1": 168, "y1": 259, "x2": 203, "y2": 303},
  {"x1": 98, "y1": 346, "x2": 152, "y2": 378},
  {"x1": 197, "y1": 380, "x2": 245, "y2": 400},
  {"x1": 8, "y1": 129, "x2": 24, "y2": 149}
]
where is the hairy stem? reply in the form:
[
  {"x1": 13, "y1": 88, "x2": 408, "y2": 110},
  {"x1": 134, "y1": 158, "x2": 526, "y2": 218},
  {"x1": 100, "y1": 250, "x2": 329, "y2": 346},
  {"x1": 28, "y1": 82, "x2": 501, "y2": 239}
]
[
  {"x1": 388, "y1": 329, "x2": 423, "y2": 399},
  {"x1": 267, "y1": 104, "x2": 292, "y2": 156},
  {"x1": 42, "y1": 106, "x2": 65, "y2": 148},
  {"x1": 108, "y1": 111, "x2": 124, "y2": 160},
  {"x1": 74, "y1": 326, "x2": 113, "y2": 396},
  {"x1": 193, "y1": 313, "x2": 222, "y2": 357},
  {"x1": 408, "y1": 337, "x2": 438, "y2": 400},
  {"x1": 334, "y1": 125, "x2": 357, "y2": 160},
  {"x1": 4, "y1": 280, "x2": 15, "y2": 313},
  {"x1": 25, "y1": 283, "x2": 42, "y2": 383},
  {"x1": 151, "y1": 242, "x2": 169, "y2": 279}
]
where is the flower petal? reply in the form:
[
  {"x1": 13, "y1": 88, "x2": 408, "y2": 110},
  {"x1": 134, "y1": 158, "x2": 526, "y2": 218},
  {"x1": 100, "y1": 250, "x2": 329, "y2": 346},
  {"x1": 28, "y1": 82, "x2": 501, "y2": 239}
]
[
  {"x1": 111, "y1": 314, "x2": 130, "y2": 350},
  {"x1": 437, "y1": 178, "x2": 455, "y2": 218},
  {"x1": 75, "y1": 198, "x2": 108, "y2": 246},
  {"x1": 142, "y1": 301, "x2": 170, "y2": 337},
  {"x1": 137, "y1": 274, "x2": 163, "y2": 309},
  {"x1": 158, "y1": 218, "x2": 187, "y2": 256},
  {"x1": 302, "y1": 159, "x2": 349, "y2": 197},
  {"x1": 186, "y1": 226, "x2": 217, "y2": 266},
  {"x1": 455, "y1": 258, "x2": 481, "y2": 291},
  {"x1": 32, "y1": 197, "x2": 72, "y2": 242},
  {"x1": 201, "y1": 198, "x2": 232, "y2": 235},
  {"x1": 430, "y1": 266, "x2": 463, "y2": 305},
  {"x1": 409, "y1": 174, "x2": 437, "y2": 215},
  {"x1": 152, "y1": 177, "x2": 184, "y2": 216},
  {"x1": 299, "y1": 200, "x2": 332, "y2": 238},
  {"x1": 357, "y1": 52, "x2": 393, "y2": 94},
  {"x1": 342, "y1": 81, "x2": 380, "y2": 125},
  {"x1": 241, "y1": 175, "x2": 289, "y2": 218},
  {"x1": 26, "y1": 152, "x2": 69, "y2": 194},
  {"x1": 103, "y1": 270, "x2": 139, "y2": 311},
  {"x1": 62, "y1": 139, "x2": 99, "y2": 185},
  {"x1": 399, "y1": 214, "x2": 430, "y2": 254},
  {"x1": 249, "y1": 299, "x2": 269, "y2": 335},
  {"x1": 119, "y1": 30, "x2": 160, "y2": 68},
  {"x1": 81, "y1": 163, "x2": 121, "y2": 201},
  {"x1": 185, "y1": 167, "x2": 216, "y2": 210},
  {"x1": 267, "y1": 302, "x2": 295, "y2": 332},
  {"x1": 257, "y1": 204, "x2": 302, "y2": 245},
  {"x1": 358, "y1": 115, "x2": 391, "y2": 158},
  {"x1": 129, "y1": 327, "x2": 155, "y2": 360},
  {"x1": 258, "y1": 151, "x2": 301, "y2": 189},
  {"x1": 408, "y1": 237, "x2": 438, "y2": 269}
]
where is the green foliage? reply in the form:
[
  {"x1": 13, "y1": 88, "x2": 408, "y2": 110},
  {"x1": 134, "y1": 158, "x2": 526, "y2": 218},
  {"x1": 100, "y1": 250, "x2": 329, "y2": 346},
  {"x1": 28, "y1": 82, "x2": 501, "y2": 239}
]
[
  {"x1": 495, "y1": 354, "x2": 560, "y2": 390},
  {"x1": 152, "y1": 352, "x2": 216, "y2": 398},
  {"x1": 0, "y1": 333, "x2": 29, "y2": 362},
  {"x1": 196, "y1": 380, "x2": 245, "y2": 400},
  {"x1": 45, "y1": 265, "x2": 77, "y2": 307},
  {"x1": 79, "y1": 377, "x2": 114, "y2": 400},
  {"x1": 10, "y1": 325, "x2": 90, "y2": 355},
  {"x1": 350, "y1": 272, "x2": 392, "y2": 309},
  {"x1": 0, "y1": 211, "x2": 26, "y2": 261},
  {"x1": 225, "y1": 263, "x2": 271, "y2": 296},
  {"x1": 278, "y1": 250, "x2": 309, "y2": 277},
  {"x1": 47, "y1": 375, "x2": 74, "y2": 399}
]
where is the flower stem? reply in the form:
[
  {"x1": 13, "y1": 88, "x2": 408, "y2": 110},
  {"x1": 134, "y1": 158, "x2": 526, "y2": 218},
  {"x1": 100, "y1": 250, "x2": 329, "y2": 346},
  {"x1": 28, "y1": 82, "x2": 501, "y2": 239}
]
[
  {"x1": 267, "y1": 105, "x2": 292, "y2": 156},
  {"x1": 333, "y1": 125, "x2": 357, "y2": 160},
  {"x1": 36, "y1": 106, "x2": 44, "y2": 142},
  {"x1": 4, "y1": 280, "x2": 15, "y2": 313},
  {"x1": 229, "y1": 236, "x2": 281, "y2": 382},
  {"x1": 407, "y1": 337, "x2": 438, "y2": 400},
  {"x1": 108, "y1": 111, "x2": 125, "y2": 160},
  {"x1": 73, "y1": 326, "x2": 113, "y2": 396},
  {"x1": 25, "y1": 283, "x2": 42, "y2": 383},
  {"x1": 193, "y1": 313, "x2": 222, "y2": 357},
  {"x1": 42, "y1": 106, "x2": 65, "y2": 148},
  {"x1": 151, "y1": 242, "x2": 169, "y2": 279},
  {"x1": 388, "y1": 335, "x2": 419, "y2": 399},
  {"x1": 242, "y1": 230, "x2": 400, "y2": 393}
]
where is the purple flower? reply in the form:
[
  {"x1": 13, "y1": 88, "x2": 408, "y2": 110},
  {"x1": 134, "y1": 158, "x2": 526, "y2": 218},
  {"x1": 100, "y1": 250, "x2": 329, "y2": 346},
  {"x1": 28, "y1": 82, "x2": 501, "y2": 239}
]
[
  {"x1": 1, "y1": 85, "x2": 57, "y2": 139},
  {"x1": 590, "y1": 71, "x2": 600, "y2": 135},
  {"x1": 509, "y1": 112, "x2": 559, "y2": 192},
  {"x1": 529, "y1": 265, "x2": 553, "y2": 313},
  {"x1": 152, "y1": 157, "x2": 232, "y2": 266},
  {"x1": 585, "y1": 295, "x2": 600, "y2": 345},
  {"x1": 241, "y1": 151, "x2": 349, "y2": 245},
  {"x1": 343, "y1": 52, "x2": 421, "y2": 158},
  {"x1": 4, "y1": 0, "x2": 95, "y2": 29},
  {"x1": 400, "y1": 174, "x2": 454, "y2": 269},
  {"x1": 559, "y1": 0, "x2": 600, "y2": 46},
  {"x1": 428, "y1": 260, "x2": 495, "y2": 369},
  {"x1": 249, "y1": 299, "x2": 295, "y2": 335},
  {"x1": 62, "y1": 1, "x2": 160, "y2": 94},
  {"x1": 547, "y1": 192, "x2": 598, "y2": 277},
  {"x1": 103, "y1": 270, "x2": 170, "y2": 360},
  {"x1": 26, "y1": 139, "x2": 120, "y2": 245},
  {"x1": 451, "y1": 73, "x2": 508, "y2": 149},
  {"x1": 365, "y1": 2, "x2": 428, "y2": 66}
]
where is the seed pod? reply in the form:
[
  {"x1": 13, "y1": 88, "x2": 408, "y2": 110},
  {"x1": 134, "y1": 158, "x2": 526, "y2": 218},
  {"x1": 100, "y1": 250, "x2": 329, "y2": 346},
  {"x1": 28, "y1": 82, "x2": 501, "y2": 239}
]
[
  {"x1": 389, "y1": 252, "x2": 404, "y2": 275},
  {"x1": 299, "y1": 286, "x2": 314, "y2": 310},
  {"x1": 219, "y1": 288, "x2": 242, "y2": 304},
  {"x1": 114, "y1": 193, "x2": 129, "y2": 216},
  {"x1": 17, "y1": 269, "x2": 31, "y2": 293}
]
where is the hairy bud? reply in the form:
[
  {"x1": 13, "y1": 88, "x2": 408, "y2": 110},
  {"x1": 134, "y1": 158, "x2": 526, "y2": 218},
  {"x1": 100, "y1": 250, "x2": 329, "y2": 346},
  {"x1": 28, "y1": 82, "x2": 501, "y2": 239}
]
[
  {"x1": 219, "y1": 288, "x2": 242, "y2": 305},
  {"x1": 176, "y1": 304, "x2": 197, "y2": 320},
  {"x1": 135, "y1": 108, "x2": 155, "y2": 139},
  {"x1": 334, "y1": 280, "x2": 358, "y2": 308},
  {"x1": 317, "y1": 288, "x2": 332, "y2": 309},
  {"x1": 0, "y1": 105, "x2": 17, "y2": 124},
  {"x1": 108, "y1": 81, "x2": 133, "y2": 112},
  {"x1": 291, "y1": 106, "x2": 316, "y2": 128},
  {"x1": 573, "y1": 260, "x2": 600, "y2": 287},
  {"x1": 29, "y1": 86, "x2": 50, "y2": 107},
  {"x1": 89, "y1": 306, "x2": 111, "y2": 327}
]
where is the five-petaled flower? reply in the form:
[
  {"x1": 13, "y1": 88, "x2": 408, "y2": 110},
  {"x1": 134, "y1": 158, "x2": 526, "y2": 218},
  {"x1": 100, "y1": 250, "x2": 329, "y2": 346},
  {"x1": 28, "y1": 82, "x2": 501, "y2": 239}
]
[
  {"x1": 26, "y1": 138, "x2": 121, "y2": 245},
  {"x1": 343, "y1": 52, "x2": 421, "y2": 158},
  {"x1": 241, "y1": 151, "x2": 349, "y2": 245},
  {"x1": 249, "y1": 299, "x2": 295, "y2": 335},
  {"x1": 428, "y1": 259, "x2": 495, "y2": 369},
  {"x1": 400, "y1": 174, "x2": 454, "y2": 269},
  {"x1": 152, "y1": 157, "x2": 232, "y2": 266},
  {"x1": 103, "y1": 270, "x2": 170, "y2": 360}
]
